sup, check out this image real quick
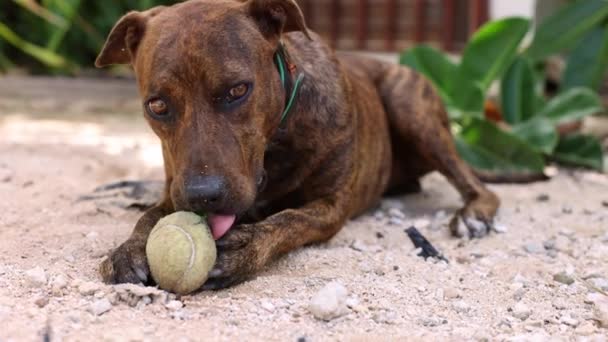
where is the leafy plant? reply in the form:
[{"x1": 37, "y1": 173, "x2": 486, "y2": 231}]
[
  {"x1": 401, "y1": 0, "x2": 607, "y2": 173},
  {"x1": 0, "y1": 0, "x2": 178, "y2": 74}
]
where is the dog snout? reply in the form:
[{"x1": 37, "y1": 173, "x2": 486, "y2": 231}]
[{"x1": 184, "y1": 175, "x2": 227, "y2": 212}]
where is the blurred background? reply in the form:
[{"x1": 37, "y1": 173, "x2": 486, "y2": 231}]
[
  {"x1": 0, "y1": 0, "x2": 607, "y2": 175},
  {"x1": 0, "y1": 0, "x2": 552, "y2": 74}
]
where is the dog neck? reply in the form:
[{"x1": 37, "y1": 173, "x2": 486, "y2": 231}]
[{"x1": 273, "y1": 42, "x2": 304, "y2": 129}]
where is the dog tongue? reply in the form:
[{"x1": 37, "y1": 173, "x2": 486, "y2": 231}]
[{"x1": 207, "y1": 214, "x2": 236, "y2": 240}]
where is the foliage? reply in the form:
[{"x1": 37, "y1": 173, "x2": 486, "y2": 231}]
[
  {"x1": 0, "y1": 0, "x2": 178, "y2": 74},
  {"x1": 401, "y1": 0, "x2": 607, "y2": 173}
]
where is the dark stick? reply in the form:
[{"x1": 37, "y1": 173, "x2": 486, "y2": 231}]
[{"x1": 405, "y1": 226, "x2": 448, "y2": 263}]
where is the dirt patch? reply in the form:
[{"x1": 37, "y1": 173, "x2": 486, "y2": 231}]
[{"x1": 1, "y1": 77, "x2": 608, "y2": 341}]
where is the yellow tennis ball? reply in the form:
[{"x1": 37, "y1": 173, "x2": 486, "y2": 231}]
[{"x1": 146, "y1": 211, "x2": 217, "y2": 295}]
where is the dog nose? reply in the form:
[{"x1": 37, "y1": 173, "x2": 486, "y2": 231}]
[{"x1": 184, "y1": 175, "x2": 226, "y2": 212}]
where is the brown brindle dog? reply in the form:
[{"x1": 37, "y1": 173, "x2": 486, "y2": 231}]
[{"x1": 96, "y1": 0, "x2": 499, "y2": 289}]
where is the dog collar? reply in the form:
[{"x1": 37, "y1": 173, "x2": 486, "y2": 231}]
[{"x1": 274, "y1": 42, "x2": 304, "y2": 127}]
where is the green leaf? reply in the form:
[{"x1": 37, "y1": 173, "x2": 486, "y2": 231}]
[
  {"x1": 0, "y1": 21, "x2": 72, "y2": 70},
  {"x1": 526, "y1": 0, "x2": 608, "y2": 61},
  {"x1": 553, "y1": 134, "x2": 604, "y2": 170},
  {"x1": 400, "y1": 45, "x2": 457, "y2": 103},
  {"x1": 458, "y1": 17, "x2": 530, "y2": 91},
  {"x1": 400, "y1": 45, "x2": 484, "y2": 120},
  {"x1": 501, "y1": 57, "x2": 537, "y2": 124},
  {"x1": 512, "y1": 118, "x2": 559, "y2": 154},
  {"x1": 456, "y1": 117, "x2": 545, "y2": 173},
  {"x1": 562, "y1": 25, "x2": 608, "y2": 92},
  {"x1": 538, "y1": 87, "x2": 603, "y2": 125}
]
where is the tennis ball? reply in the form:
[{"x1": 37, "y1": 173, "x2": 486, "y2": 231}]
[{"x1": 145, "y1": 211, "x2": 217, "y2": 295}]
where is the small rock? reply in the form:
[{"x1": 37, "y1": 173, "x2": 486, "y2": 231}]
[
  {"x1": 493, "y1": 223, "x2": 508, "y2": 234},
  {"x1": 414, "y1": 218, "x2": 430, "y2": 229},
  {"x1": 78, "y1": 281, "x2": 101, "y2": 296},
  {"x1": 388, "y1": 208, "x2": 405, "y2": 219},
  {"x1": 50, "y1": 274, "x2": 68, "y2": 291},
  {"x1": 260, "y1": 300, "x2": 275, "y2": 312},
  {"x1": 589, "y1": 278, "x2": 608, "y2": 291},
  {"x1": 552, "y1": 298, "x2": 568, "y2": 310},
  {"x1": 24, "y1": 267, "x2": 47, "y2": 287},
  {"x1": 444, "y1": 288, "x2": 461, "y2": 299},
  {"x1": 388, "y1": 217, "x2": 404, "y2": 226},
  {"x1": 592, "y1": 297, "x2": 608, "y2": 328},
  {"x1": 602, "y1": 200, "x2": 608, "y2": 208},
  {"x1": 419, "y1": 316, "x2": 447, "y2": 327},
  {"x1": 560, "y1": 314, "x2": 579, "y2": 327},
  {"x1": 561, "y1": 205, "x2": 573, "y2": 214},
  {"x1": 34, "y1": 296, "x2": 49, "y2": 308},
  {"x1": 452, "y1": 300, "x2": 471, "y2": 313},
  {"x1": 554, "y1": 271, "x2": 575, "y2": 285},
  {"x1": 372, "y1": 311, "x2": 398, "y2": 324},
  {"x1": 308, "y1": 281, "x2": 348, "y2": 321},
  {"x1": 165, "y1": 300, "x2": 183, "y2": 311},
  {"x1": 64, "y1": 254, "x2": 76, "y2": 263},
  {"x1": 512, "y1": 302, "x2": 532, "y2": 321},
  {"x1": 523, "y1": 242, "x2": 544, "y2": 254},
  {"x1": 350, "y1": 240, "x2": 368, "y2": 252},
  {"x1": 86, "y1": 232, "x2": 99, "y2": 240},
  {"x1": 88, "y1": 298, "x2": 112, "y2": 316},
  {"x1": 575, "y1": 321, "x2": 597, "y2": 336},
  {"x1": 536, "y1": 194, "x2": 550, "y2": 202}
]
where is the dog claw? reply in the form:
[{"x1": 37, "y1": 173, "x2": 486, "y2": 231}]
[
  {"x1": 450, "y1": 212, "x2": 492, "y2": 239},
  {"x1": 100, "y1": 241, "x2": 151, "y2": 285}
]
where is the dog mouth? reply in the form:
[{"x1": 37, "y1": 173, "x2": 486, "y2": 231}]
[{"x1": 207, "y1": 213, "x2": 237, "y2": 240}]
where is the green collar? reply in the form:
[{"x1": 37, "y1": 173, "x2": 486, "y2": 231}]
[{"x1": 274, "y1": 43, "x2": 304, "y2": 127}]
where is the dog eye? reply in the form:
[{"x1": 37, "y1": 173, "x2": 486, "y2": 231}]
[
  {"x1": 214, "y1": 83, "x2": 251, "y2": 106},
  {"x1": 147, "y1": 98, "x2": 169, "y2": 117},
  {"x1": 228, "y1": 84, "x2": 248, "y2": 100}
]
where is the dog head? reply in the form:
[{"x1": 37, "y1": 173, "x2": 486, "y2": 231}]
[{"x1": 96, "y1": 0, "x2": 309, "y2": 238}]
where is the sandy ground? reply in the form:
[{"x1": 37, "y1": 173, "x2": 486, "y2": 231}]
[{"x1": 1, "y1": 76, "x2": 608, "y2": 342}]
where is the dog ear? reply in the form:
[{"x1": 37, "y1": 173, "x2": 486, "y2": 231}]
[
  {"x1": 95, "y1": 7, "x2": 165, "y2": 67},
  {"x1": 247, "y1": 0, "x2": 311, "y2": 41}
]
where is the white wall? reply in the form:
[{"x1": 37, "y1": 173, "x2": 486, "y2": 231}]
[{"x1": 490, "y1": 0, "x2": 536, "y2": 19}]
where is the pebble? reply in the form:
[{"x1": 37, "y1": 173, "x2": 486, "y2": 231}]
[
  {"x1": 559, "y1": 314, "x2": 579, "y2": 327},
  {"x1": 24, "y1": 267, "x2": 47, "y2": 287},
  {"x1": 553, "y1": 271, "x2": 575, "y2": 285},
  {"x1": 308, "y1": 282, "x2": 349, "y2": 321},
  {"x1": 89, "y1": 298, "x2": 112, "y2": 316},
  {"x1": 452, "y1": 300, "x2": 471, "y2": 313},
  {"x1": 552, "y1": 298, "x2": 568, "y2": 310},
  {"x1": 575, "y1": 321, "x2": 597, "y2": 336},
  {"x1": 493, "y1": 223, "x2": 508, "y2": 233},
  {"x1": 78, "y1": 281, "x2": 101, "y2": 296},
  {"x1": 591, "y1": 296, "x2": 608, "y2": 328},
  {"x1": 260, "y1": 300, "x2": 275, "y2": 313},
  {"x1": 34, "y1": 296, "x2": 49, "y2": 308},
  {"x1": 388, "y1": 208, "x2": 405, "y2": 219},
  {"x1": 372, "y1": 311, "x2": 398, "y2": 325},
  {"x1": 536, "y1": 194, "x2": 550, "y2": 202},
  {"x1": 413, "y1": 218, "x2": 430, "y2": 229},
  {"x1": 388, "y1": 217, "x2": 404, "y2": 226},
  {"x1": 523, "y1": 242, "x2": 545, "y2": 254},
  {"x1": 561, "y1": 205, "x2": 573, "y2": 214},
  {"x1": 50, "y1": 274, "x2": 68, "y2": 293},
  {"x1": 444, "y1": 288, "x2": 461, "y2": 300},
  {"x1": 588, "y1": 278, "x2": 608, "y2": 291},
  {"x1": 165, "y1": 300, "x2": 183, "y2": 311},
  {"x1": 511, "y1": 302, "x2": 532, "y2": 321}
]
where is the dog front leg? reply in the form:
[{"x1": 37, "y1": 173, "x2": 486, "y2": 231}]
[
  {"x1": 100, "y1": 201, "x2": 173, "y2": 284},
  {"x1": 203, "y1": 196, "x2": 348, "y2": 290}
]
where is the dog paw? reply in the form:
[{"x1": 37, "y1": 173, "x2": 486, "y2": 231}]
[
  {"x1": 100, "y1": 240, "x2": 150, "y2": 285},
  {"x1": 203, "y1": 225, "x2": 263, "y2": 290},
  {"x1": 449, "y1": 196, "x2": 498, "y2": 239}
]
